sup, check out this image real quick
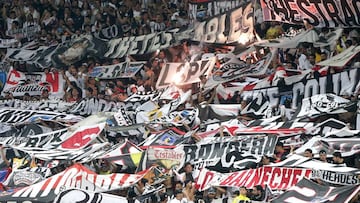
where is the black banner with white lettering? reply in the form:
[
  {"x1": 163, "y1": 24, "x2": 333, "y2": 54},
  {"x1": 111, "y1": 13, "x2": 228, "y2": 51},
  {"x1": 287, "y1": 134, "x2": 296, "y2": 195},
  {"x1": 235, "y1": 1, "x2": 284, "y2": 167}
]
[
  {"x1": 193, "y1": 2, "x2": 254, "y2": 44},
  {"x1": 182, "y1": 135, "x2": 277, "y2": 172},
  {"x1": 243, "y1": 68, "x2": 360, "y2": 109}
]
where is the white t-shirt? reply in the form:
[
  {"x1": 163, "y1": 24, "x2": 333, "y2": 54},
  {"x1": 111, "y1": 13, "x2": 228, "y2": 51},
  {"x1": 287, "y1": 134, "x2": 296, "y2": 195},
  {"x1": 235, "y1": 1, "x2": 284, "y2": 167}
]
[{"x1": 298, "y1": 54, "x2": 313, "y2": 70}]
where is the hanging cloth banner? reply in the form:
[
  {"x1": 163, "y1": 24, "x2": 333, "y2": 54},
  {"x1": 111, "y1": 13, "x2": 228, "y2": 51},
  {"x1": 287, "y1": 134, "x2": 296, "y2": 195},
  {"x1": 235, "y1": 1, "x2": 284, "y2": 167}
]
[
  {"x1": 89, "y1": 61, "x2": 145, "y2": 79},
  {"x1": 156, "y1": 57, "x2": 216, "y2": 89},
  {"x1": 196, "y1": 166, "x2": 311, "y2": 191},
  {"x1": 0, "y1": 164, "x2": 150, "y2": 202},
  {"x1": 260, "y1": 0, "x2": 360, "y2": 27},
  {"x1": 193, "y1": 2, "x2": 255, "y2": 44}
]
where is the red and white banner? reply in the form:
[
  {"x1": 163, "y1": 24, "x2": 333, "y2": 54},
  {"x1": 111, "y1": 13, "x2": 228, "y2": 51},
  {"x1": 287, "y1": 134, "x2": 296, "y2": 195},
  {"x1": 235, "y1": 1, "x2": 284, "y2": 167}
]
[
  {"x1": 0, "y1": 163, "x2": 149, "y2": 202},
  {"x1": 59, "y1": 123, "x2": 105, "y2": 150},
  {"x1": 2, "y1": 67, "x2": 65, "y2": 98},
  {"x1": 196, "y1": 166, "x2": 311, "y2": 191}
]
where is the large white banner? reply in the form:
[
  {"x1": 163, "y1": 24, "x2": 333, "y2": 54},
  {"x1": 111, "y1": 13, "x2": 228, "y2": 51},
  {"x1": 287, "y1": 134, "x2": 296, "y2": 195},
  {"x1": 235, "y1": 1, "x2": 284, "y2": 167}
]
[{"x1": 156, "y1": 57, "x2": 216, "y2": 89}]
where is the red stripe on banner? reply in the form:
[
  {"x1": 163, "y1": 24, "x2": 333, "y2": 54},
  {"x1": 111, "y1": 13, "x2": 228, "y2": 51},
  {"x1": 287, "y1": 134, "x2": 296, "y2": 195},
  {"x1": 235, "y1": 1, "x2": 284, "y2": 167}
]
[
  {"x1": 225, "y1": 126, "x2": 240, "y2": 136},
  {"x1": 119, "y1": 174, "x2": 130, "y2": 185},
  {"x1": 243, "y1": 83, "x2": 256, "y2": 91},
  {"x1": 40, "y1": 176, "x2": 53, "y2": 191}
]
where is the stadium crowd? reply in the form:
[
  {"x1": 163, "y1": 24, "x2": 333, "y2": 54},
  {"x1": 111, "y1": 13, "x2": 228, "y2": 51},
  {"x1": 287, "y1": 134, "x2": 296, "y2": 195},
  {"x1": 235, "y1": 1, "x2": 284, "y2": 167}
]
[{"x1": 0, "y1": 0, "x2": 360, "y2": 203}]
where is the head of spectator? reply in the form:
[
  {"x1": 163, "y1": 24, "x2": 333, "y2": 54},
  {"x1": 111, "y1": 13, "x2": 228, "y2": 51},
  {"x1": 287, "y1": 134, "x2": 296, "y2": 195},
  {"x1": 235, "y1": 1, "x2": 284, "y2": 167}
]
[
  {"x1": 206, "y1": 187, "x2": 217, "y2": 199},
  {"x1": 174, "y1": 181, "x2": 183, "y2": 191},
  {"x1": 250, "y1": 185, "x2": 265, "y2": 201},
  {"x1": 345, "y1": 39, "x2": 353, "y2": 48},
  {"x1": 304, "y1": 148, "x2": 313, "y2": 158},
  {"x1": 320, "y1": 51, "x2": 328, "y2": 61},
  {"x1": 173, "y1": 190, "x2": 184, "y2": 201},
  {"x1": 40, "y1": 89, "x2": 49, "y2": 100},
  {"x1": 67, "y1": 65, "x2": 78, "y2": 77},
  {"x1": 275, "y1": 142, "x2": 284, "y2": 153},
  {"x1": 319, "y1": 150, "x2": 328, "y2": 162},
  {"x1": 237, "y1": 186, "x2": 250, "y2": 200},
  {"x1": 98, "y1": 159, "x2": 112, "y2": 174},
  {"x1": 333, "y1": 151, "x2": 345, "y2": 165},
  {"x1": 67, "y1": 87, "x2": 81, "y2": 102},
  {"x1": 9, "y1": 10, "x2": 17, "y2": 20},
  {"x1": 23, "y1": 93, "x2": 31, "y2": 101},
  {"x1": 183, "y1": 162, "x2": 193, "y2": 174},
  {"x1": 274, "y1": 141, "x2": 288, "y2": 163},
  {"x1": 308, "y1": 53, "x2": 316, "y2": 66}
]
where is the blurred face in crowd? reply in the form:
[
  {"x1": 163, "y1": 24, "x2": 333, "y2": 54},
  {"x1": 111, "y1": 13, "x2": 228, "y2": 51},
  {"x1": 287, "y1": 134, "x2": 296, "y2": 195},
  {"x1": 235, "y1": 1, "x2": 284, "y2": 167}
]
[
  {"x1": 155, "y1": 14, "x2": 162, "y2": 23},
  {"x1": 175, "y1": 182, "x2": 183, "y2": 191},
  {"x1": 304, "y1": 150, "x2": 313, "y2": 158},
  {"x1": 320, "y1": 53, "x2": 327, "y2": 61},
  {"x1": 207, "y1": 191, "x2": 216, "y2": 199},
  {"x1": 308, "y1": 54, "x2": 315, "y2": 64},
  {"x1": 175, "y1": 192, "x2": 184, "y2": 200},
  {"x1": 333, "y1": 156, "x2": 342, "y2": 164},
  {"x1": 184, "y1": 164, "x2": 193, "y2": 173},
  {"x1": 319, "y1": 152, "x2": 327, "y2": 162},
  {"x1": 240, "y1": 187, "x2": 247, "y2": 196},
  {"x1": 69, "y1": 65, "x2": 77, "y2": 76},
  {"x1": 158, "y1": 51, "x2": 166, "y2": 59},
  {"x1": 252, "y1": 187, "x2": 260, "y2": 196},
  {"x1": 72, "y1": 88, "x2": 79, "y2": 97}
]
